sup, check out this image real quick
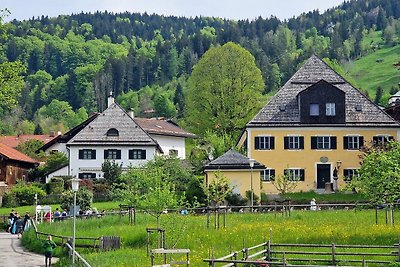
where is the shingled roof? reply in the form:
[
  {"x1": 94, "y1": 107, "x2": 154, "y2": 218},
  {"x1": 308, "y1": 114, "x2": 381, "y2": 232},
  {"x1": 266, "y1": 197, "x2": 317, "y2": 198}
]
[
  {"x1": 248, "y1": 55, "x2": 399, "y2": 127},
  {"x1": 204, "y1": 149, "x2": 265, "y2": 170},
  {"x1": 0, "y1": 143, "x2": 38, "y2": 165},
  {"x1": 67, "y1": 103, "x2": 158, "y2": 147},
  {"x1": 134, "y1": 117, "x2": 196, "y2": 138}
]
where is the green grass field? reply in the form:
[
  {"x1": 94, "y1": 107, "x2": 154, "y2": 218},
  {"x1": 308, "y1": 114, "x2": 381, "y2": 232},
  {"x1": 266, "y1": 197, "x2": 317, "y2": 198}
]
[
  {"x1": 21, "y1": 209, "x2": 400, "y2": 267},
  {"x1": 347, "y1": 44, "x2": 400, "y2": 102}
]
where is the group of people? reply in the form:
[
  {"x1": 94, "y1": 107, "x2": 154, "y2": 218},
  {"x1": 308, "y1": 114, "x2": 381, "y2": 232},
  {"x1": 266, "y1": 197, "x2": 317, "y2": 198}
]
[{"x1": 7, "y1": 210, "x2": 31, "y2": 239}]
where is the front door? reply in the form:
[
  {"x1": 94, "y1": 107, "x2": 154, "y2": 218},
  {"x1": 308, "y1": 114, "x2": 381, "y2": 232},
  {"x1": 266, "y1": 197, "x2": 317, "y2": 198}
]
[{"x1": 317, "y1": 164, "x2": 331, "y2": 189}]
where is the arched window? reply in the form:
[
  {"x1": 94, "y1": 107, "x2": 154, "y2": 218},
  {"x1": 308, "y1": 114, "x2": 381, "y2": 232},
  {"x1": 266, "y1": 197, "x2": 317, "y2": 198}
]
[{"x1": 106, "y1": 128, "x2": 119, "y2": 136}]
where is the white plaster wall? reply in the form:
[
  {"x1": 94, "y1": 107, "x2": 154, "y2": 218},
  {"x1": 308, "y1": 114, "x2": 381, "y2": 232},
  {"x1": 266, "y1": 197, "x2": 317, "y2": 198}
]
[
  {"x1": 150, "y1": 134, "x2": 186, "y2": 159},
  {"x1": 45, "y1": 142, "x2": 68, "y2": 155},
  {"x1": 46, "y1": 165, "x2": 69, "y2": 183},
  {"x1": 68, "y1": 145, "x2": 156, "y2": 178}
]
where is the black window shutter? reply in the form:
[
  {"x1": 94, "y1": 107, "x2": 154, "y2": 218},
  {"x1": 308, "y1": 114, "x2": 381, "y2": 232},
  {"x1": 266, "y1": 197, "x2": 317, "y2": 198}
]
[
  {"x1": 255, "y1": 137, "x2": 260, "y2": 150},
  {"x1": 117, "y1": 150, "x2": 121, "y2": 159},
  {"x1": 78, "y1": 173, "x2": 84, "y2": 179},
  {"x1": 128, "y1": 150, "x2": 133, "y2": 159},
  {"x1": 388, "y1": 136, "x2": 394, "y2": 141},
  {"x1": 271, "y1": 169, "x2": 275, "y2": 181},
  {"x1": 311, "y1": 137, "x2": 317, "y2": 149},
  {"x1": 344, "y1": 169, "x2": 349, "y2": 177},
  {"x1": 299, "y1": 137, "x2": 304, "y2": 149},
  {"x1": 91, "y1": 150, "x2": 96, "y2": 159},
  {"x1": 104, "y1": 150, "x2": 109, "y2": 159},
  {"x1": 373, "y1": 136, "x2": 379, "y2": 144},
  {"x1": 270, "y1": 137, "x2": 275, "y2": 149},
  {"x1": 284, "y1": 169, "x2": 288, "y2": 176},
  {"x1": 284, "y1": 137, "x2": 289, "y2": 149},
  {"x1": 79, "y1": 150, "x2": 84, "y2": 159},
  {"x1": 141, "y1": 150, "x2": 146, "y2": 159},
  {"x1": 359, "y1": 136, "x2": 364, "y2": 148},
  {"x1": 343, "y1": 137, "x2": 349, "y2": 149},
  {"x1": 331, "y1": 137, "x2": 337, "y2": 149},
  {"x1": 300, "y1": 169, "x2": 305, "y2": 181}
]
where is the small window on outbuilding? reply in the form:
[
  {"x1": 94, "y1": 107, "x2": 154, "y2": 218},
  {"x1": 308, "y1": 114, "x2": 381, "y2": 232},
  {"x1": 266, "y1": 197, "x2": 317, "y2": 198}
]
[{"x1": 106, "y1": 128, "x2": 119, "y2": 136}]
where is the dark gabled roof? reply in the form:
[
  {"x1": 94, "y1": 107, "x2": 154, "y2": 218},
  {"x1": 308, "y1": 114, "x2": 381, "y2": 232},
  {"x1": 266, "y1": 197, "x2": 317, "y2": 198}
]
[
  {"x1": 248, "y1": 55, "x2": 399, "y2": 127},
  {"x1": 0, "y1": 143, "x2": 38, "y2": 165},
  {"x1": 67, "y1": 103, "x2": 159, "y2": 147},
  {"x1": 203, "y1": 149, "x2": 265, "y2": 171},
  {"x1": 134, "y1": 117, "x2": 197, "y2": 138},
  {"x1": 37, "y1": 113, "x2": 100, "y2": 152}
]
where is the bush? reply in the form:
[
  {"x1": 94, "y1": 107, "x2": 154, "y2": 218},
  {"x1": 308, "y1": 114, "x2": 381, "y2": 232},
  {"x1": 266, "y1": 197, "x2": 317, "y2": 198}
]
[
  {"x1": 3, "y1": 184, "x2": 46, "y2": 206},
  {"x1": 60, "y1": 187, "x2": 93, "y2": 211},
  {"x1": 45, "y1": 177, "x2": 64, "y2": 194},
  {"x1": 226, "y1": 193, "x2": 247, "y2": 206},
  {"x1": 2, "y1": 192, "x2": 18, "y2": 207}
]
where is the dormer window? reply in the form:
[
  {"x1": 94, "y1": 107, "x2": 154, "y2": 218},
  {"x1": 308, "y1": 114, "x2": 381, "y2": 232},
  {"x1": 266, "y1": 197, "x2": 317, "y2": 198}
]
[
  {"x1": 106, "y1": 128, "x2": 119, "y2": 136},
  {"x1": 326, "y1": 103, "x2": 336, "y2": 116},
  {"x1": 310, "y1": 104, "x2": 319, "y2": 116}
]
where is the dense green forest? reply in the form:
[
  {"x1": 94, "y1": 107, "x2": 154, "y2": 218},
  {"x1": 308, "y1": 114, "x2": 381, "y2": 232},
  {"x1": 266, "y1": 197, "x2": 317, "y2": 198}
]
[{"x1": 0, "y1": 0, "x2": 400, "y2": 141}]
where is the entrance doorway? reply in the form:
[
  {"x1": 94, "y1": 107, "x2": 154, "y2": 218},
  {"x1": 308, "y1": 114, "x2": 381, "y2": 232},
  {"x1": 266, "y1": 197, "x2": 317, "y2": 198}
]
[{"x1": 317, "y1": 164, "x2": 331, "y2": 189}]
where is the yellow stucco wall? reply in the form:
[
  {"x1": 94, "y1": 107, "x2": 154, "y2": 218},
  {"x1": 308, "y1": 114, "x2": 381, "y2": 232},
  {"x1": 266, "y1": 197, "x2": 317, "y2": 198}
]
[
  {"x1": 205, "y1": 170, "x2": 261, "y2": 200},
  {"x1": 246, "y1": 127, "x2": 400, "y2": 194}
]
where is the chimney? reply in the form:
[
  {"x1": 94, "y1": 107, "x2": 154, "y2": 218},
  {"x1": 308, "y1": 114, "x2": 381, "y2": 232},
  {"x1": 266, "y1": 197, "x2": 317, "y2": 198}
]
[
  {"x1": 50, "y1": 131, "x2": 55, "y2": 137},
  {"x1": 107, "y1": 91, "x2": 114, "y2": 108},
  {"x1": 128, "y1": 108, "x2": 134, "y2": 118}
]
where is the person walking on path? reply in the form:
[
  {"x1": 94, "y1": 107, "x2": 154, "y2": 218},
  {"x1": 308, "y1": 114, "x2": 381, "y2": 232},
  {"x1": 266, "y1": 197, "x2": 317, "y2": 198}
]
[
  {"x1": 15, "y1": 216, "x2": 24, "y2": 239},
  {"x1": 43, "y1": 235, "x2": 57, "y2": 267}
]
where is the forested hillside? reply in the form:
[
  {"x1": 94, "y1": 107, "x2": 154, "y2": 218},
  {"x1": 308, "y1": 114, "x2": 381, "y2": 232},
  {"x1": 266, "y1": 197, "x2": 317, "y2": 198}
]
[{"x1": 0, "y1": 0, "x2": 400, "y2": 138}]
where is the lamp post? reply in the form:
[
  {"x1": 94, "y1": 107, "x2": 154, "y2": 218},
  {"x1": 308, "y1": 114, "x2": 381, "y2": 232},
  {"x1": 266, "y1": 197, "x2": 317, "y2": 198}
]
[
  {"x1": 71, "y1": 178, "x2": 80, "y2": 267},
  {"x1": 249, "y1": 159, "x2": 255, "y2": 212}
]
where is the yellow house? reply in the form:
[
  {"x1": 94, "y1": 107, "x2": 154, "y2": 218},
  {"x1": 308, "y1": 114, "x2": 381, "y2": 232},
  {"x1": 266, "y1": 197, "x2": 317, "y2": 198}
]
[
  {"x1": 203, "y1": 149, "x2": 265, "y2": 202},
  {"x1": 232, "y1": 55, "x2": 400, "y2": 195}
]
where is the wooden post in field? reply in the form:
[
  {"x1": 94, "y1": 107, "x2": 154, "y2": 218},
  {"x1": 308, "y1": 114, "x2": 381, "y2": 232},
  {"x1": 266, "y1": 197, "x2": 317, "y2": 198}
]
[
  {"x1": 385, "y1": 206, "x2": 388, "y2": 225},
  {"x1": 375, "y1": 206, "x2": 378, "y2": 225},
  {"x1": 362, "y1": 256, "x2": 365, "y2": 267},
  {"x1": 233, "y1": 251, "x2": 238, "y2": 267},
  {"x1": 397, "y1": 238, "x2": 400, "y2": 262},
  {"x1": 206, "y1": 207, "x2": 210, "y2": 229},
  {"x1": 282, "y1": 252, "x2": 286, "y2": 267},
  {"x1": 223, "y1": 207, "x2": 226, "y2": 228},
  {"x1": 331, "y1": 242, "x2": 336, "y2": 265}
]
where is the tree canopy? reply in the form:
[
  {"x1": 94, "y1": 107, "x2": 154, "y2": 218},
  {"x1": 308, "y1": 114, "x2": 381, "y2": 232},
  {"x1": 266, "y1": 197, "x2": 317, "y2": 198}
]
[
  {"x1": 186, "y1": 42, "x2": 264, "y2": 136},
  {"x1": 352, "y1": 142, "x2": 400, "y2": 204}
]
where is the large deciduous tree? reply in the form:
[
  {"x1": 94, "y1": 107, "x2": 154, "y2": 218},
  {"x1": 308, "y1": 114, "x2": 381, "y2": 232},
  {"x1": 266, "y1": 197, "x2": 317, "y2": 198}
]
[
  {"x1": 186, "y1": 42, "x2": 264, "y2": 136},
  {"x1": 351, "y1": 142, "x2": 400, "y2": 204}
]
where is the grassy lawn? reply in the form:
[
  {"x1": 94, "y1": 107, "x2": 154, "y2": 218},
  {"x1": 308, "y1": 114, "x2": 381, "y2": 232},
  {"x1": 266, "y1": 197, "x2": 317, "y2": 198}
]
[
  {"x1": 22, "y1": 208, "x2": 400, "y2": 267},
  {"x1": 347, "y1": 44, "x2": 400, "y2": 101}
]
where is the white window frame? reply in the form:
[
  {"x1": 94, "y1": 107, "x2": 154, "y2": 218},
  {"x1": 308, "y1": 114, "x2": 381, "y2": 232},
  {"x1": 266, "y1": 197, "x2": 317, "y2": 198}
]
[
  {"x1": 257, "y1": 136, "x2": 273, "y2": 150},
  {"x1": 344, "y1": 168, "x2": 358, "y2": 182},
  {"x1": 326, "y1": 103, "x2": 336, "y2": 116},
  {"x1": 261, "y1": 169, "x2": 275, "y2": 182},
  {"x1": 347, "y1": 136, "x2": 360, "y2": 150},
  {"x1": 317, "y1": 136, "x2": 331, "y2": 149},
  {"x1": 286, "y1": 168, "x2": 303, "y2": 181},
  {"x1": 288, "y1": 136, "x2": 300, "y2": 150}
]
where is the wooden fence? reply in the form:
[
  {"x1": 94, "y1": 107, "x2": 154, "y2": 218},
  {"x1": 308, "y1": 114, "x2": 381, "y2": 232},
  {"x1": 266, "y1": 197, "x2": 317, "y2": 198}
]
[
  {"x1": 65, "y1": 242, "x2": 92, "y2": 267},
  {"x1": 151, "y1": 248, "x2": 190, "y2": 267},
  {"x1": 204, "y1": 239, "x2": 400, "y2": 266}
]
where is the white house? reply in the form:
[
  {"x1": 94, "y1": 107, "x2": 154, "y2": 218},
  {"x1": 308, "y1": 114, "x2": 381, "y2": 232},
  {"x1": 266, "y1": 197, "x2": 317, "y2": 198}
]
[{"x1": 39, "y1": 94, "x2": 195, "y2": 181}]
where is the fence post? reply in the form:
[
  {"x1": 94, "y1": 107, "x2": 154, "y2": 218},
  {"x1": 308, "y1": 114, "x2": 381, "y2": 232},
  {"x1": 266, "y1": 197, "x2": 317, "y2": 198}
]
[
  {"x1": 397, "y1": 238, "x2": 400, "y2": 262},
  {"x1": 375, "y1": 206, "x2": 378, "y2": 225},
  {"x1": 233, "y1": 251, "x2": 238, "y2": 267},
  {"x1": 331, "y1": 242, "x2": 336, "y2": 265},
  {"x1": 267, "y1": 240, "x2": 271, "y2": 261},
  {"x1": 207, "y1": 207, "x2": 210, "y2": 229},
  {"x1": 362, "y1": 255, "x2": 365, "y2": 267},
  {"x1": 282, "y1": 252, "x2": 286, "y2": 267}
]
